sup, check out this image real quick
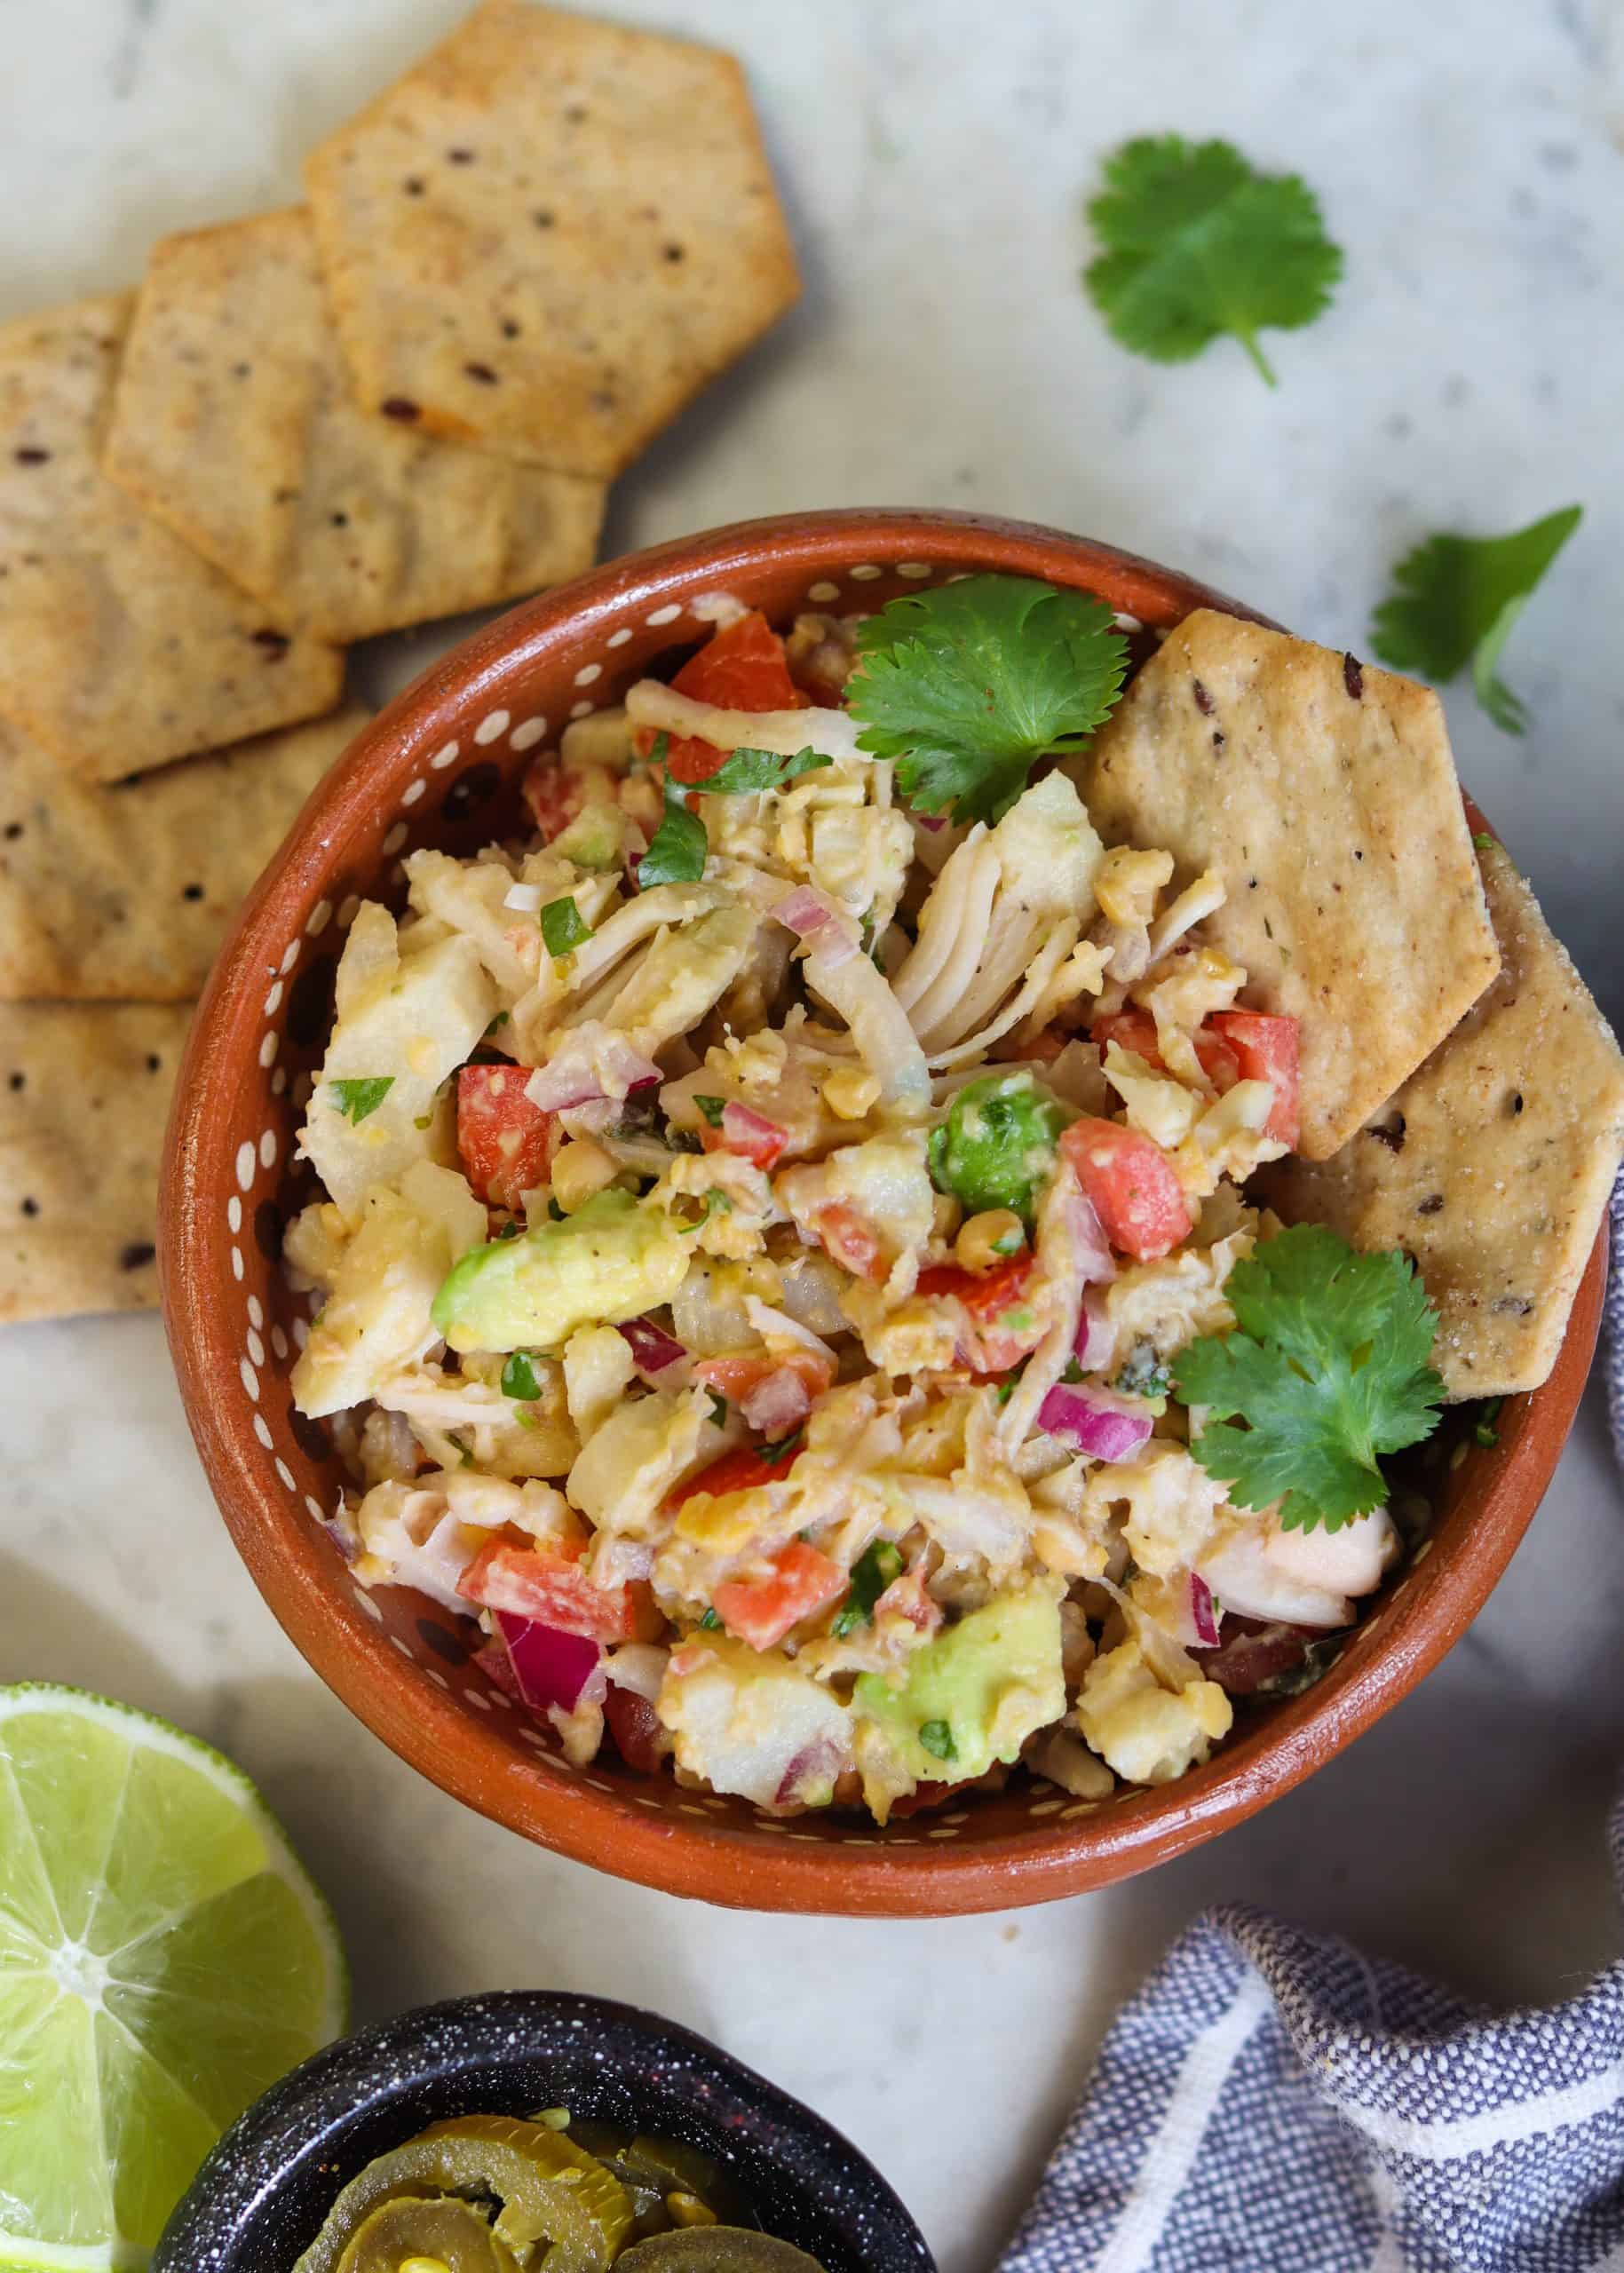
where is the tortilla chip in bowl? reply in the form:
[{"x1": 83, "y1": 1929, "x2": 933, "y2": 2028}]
[{"x1": 158, "y1": 510, "x2": 1607, "y2": 1915}]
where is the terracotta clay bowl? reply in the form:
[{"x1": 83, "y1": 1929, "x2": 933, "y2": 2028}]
[
  {"x1": 160, "y1": 508, "x2": 1604, "y2": 1917},
  {"x1": 153, "y1": 1990, "x2": 933, "y2": 2273}
]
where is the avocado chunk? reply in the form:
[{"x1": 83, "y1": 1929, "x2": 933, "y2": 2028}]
[
  {"x1": 853, "y1": 1580, "x2": 1065, "y2": 1782},
  {"x1": 927, "y1": 1071, "x2": 1068, "y2": 1224},
  {"x1": 432, "y1": 1188, "x2": 687, "y2": 1355}
]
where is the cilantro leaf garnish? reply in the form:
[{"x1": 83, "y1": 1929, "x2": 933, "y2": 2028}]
[
  {"x1": 698, "y1": 745, "x2": 831, "y2": 796},
  {"x1": 677, "y1": 1190, "x2": 732, "y2": 1235},
  {"x1": 848, "y1": 574, "x2": 1128, "y2": 824},
  {"x1": 1370, "y1": 505, "x2": 1581, "y2": 735},
  {"x1": 831, "y1": 1540, "x2": 903, "y2": 1638},
  {"x1": 501, "y1": 1350, "x2": 542, "y2": 1400},
  {"x1": 692, "y1": 1095, "x2": 727, "y2": 1129},
  {"x1": 638, "y1": 775, "x2": 708, "y2": 889},
  {"x1": 329, "y1": 1075, "x2": 393, "y2": 1124},
  {"x1": 1084, "y1": 136, "x2": 1343, "y2": 385},
  {"x1": 918, "y1": 1720, "x2": 957, "y2": 1763},
  {"x1": 540, "y1": 896, "x2": 593, "y2": 957},
  {"x1": 1173, "y1": 1225, "x2": 1444, "y2": 1533}
]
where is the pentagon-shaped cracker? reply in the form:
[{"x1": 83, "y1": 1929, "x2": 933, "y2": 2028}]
[
  {"x1": 0, "y1": 1001, "x2": 190, "y2": 1322},
  {"x1": 0, "y1": 296, "x2": 344, "y2": 783},
  {"x1": 102, "y1": 210, "x2": 606, "y2": 643},
  {"x1": 1263, "y1": 841, "x2": 1624, "y2": 1398},
  {"x1": 1078, "y1": 610, "x2": 1501, "y2": 1159},
  {"x1": 303, "y1": 0, "x2": 800, "y2": 477},
  {"x1": 0, "y1": 704, "x2": 367, "y2": 1002}
]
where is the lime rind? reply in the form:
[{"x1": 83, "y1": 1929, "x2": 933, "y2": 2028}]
[{"x1": 0, "y1": 1683, "x2": 349, "y2": 2271}]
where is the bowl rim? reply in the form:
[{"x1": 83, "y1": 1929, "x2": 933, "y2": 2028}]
[
  {"x1": 160, "y1": 505, "x2": 1605, "y2": 1916},
  {"x1": 153, "y1": 1987, "x2": 935, "y2": 2273}
]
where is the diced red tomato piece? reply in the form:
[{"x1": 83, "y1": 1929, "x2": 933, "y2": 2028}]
[
  {"x1": 693, "y1": 1348, "x2": 834, "y2": 1409},
  {"x1": 1207, "y1": 1010, "x2": 1300, "y2": 1145},
  {"x1": 666, "y1": 1439, "x2": 803, "y2": 1513},
  {"x1": 458, "y1": 1532, "x2": 638, "y2": 1643},
  {"x1": 1092, "y1": 1008, "x2": 1240, "y2": 1092},
  {"x1": 456, "y1": 1065, "x2": 556, "y2": 1214},
  {"x1": 604, "y1": 1684, "x2": 668, "y2": 1775},
  {"x1": 712, "y1": 1541, "x2": 849, "y2": 1652},
  {"x1": 815, "y1": 1201, "x2": 887, "y2": 1282},
  {"x1": 889, "y1": 1779, "x2": 973, "y2": 1818},
  {"x1": 699, "y1": 1100, "x2": 788, "y2": 1171},
  {"x1": 916, "y1": 1252, "x2": 1041, "y2": 1375},
  {"x1": 1059, "y1": 1117, "x2": 1192, "y2": 1262},
  {"x1": 659, "y1": 612, "x2": 807, "y2": 785}
]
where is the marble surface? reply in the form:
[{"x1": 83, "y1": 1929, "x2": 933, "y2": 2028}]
[{"x1": 5, "y1": 4, "x2": 1624, "y2": 2268}]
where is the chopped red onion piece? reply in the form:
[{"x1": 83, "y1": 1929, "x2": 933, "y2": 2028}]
[
  {"x1": 617, "y1": 1316, "x2": 686, "y2": 1375},
  {"x1": 1189, "y1": 1572, "x2": 1222, "y2": 1650},
  {"x1": 1071, "y1": 1189, "x2": 1116, "y2": 1284},
  {"x1": 770, "y1": 886, "x2": 859, "y2": 969},
  {"x1": 1035, "y1": 1384, "x2": 1154, "y2": 1461},
  {"x1": 1073, "y1": 1290, "x2": 1113, "y2": 1373},
  {"x1": 526, "y1": 1039, "x2": 660, "y2": 1112},
  {"x1": 496, "y1": 1611, "x2": 606, "y2": 1713},
  {"x1": 914, "y1": 813, "x2": 947, "y2": 833}
]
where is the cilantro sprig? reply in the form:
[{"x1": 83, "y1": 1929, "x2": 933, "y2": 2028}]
[
  {"x1": 848, "y1": 575, "x2": 1129, "y2": 824},
  {"x1": 1084, "y1": 136, "x2": 1343, "y2": 385},
  {"x1": 831, "y1": 1540, "x2": 903, "y2": 1638},
  {"x1": 1173, "y1": 1225, "x2": 1444, "y2": 1533},
  {"x1": 329, "y1": 1075, "x2": 393, "y2": 1125},
  {"x1": 1370, "y1": 505, "x2": 1581, "y2": 735}
]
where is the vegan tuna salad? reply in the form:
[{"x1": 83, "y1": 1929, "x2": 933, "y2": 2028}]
[{"x1": 283, "y1": 574, "x2": 1621, "y2": 1825}]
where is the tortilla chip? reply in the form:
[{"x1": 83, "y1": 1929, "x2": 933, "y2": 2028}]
[
  {"x1": 102, "y1": 209, "x2": 606, "y2": 643},
  {"x1": 0, "y1": 296, "x2": 344, "y2": 784},
  {"x1": 0, "y1": 1001, "x2": 190, "y2": 1322},
  {"x1": 0, "y1": 705, "x2": 367, "y2": 1002},
  {"x1": 1078, "y1": 610, "x2": 1501, "y2": 1159},
  {"x1": 303, "y1": 0, "x2": 800, "y2": 478},
  {"x1": 1263, "y1": 843, "x2": 1624, "y2": 1398}
]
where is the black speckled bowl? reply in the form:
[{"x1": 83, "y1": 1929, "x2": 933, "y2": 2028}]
[{"x1": 154, "y1": 1991, "x2": 933, "y2": 2273}]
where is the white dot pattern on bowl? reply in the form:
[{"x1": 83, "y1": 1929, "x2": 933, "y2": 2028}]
[{"x1": 219, "y1": 551, "x2": 1204, "y2": 1846}]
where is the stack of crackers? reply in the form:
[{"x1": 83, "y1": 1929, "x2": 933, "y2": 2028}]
[
  {"x1": 0, "y1": 0, "x2": 797, "y2": 1327},
  {"x1": 1079, "y1": 611, "x2": 1624, "y2": 1398}
]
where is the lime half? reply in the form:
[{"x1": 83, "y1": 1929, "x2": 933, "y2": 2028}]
[{"x1": 0, "y1": 1684, "x2": 348, "y2": 2270}]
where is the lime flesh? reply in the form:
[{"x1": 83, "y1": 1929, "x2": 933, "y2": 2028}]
[{"x1": 0, "y1": 1684, "x2": 347, "y2": 2269}]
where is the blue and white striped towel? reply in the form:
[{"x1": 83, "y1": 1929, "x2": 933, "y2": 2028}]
[{"x1": 1001, "y1": 1179, "x2": 1624, "y2": 2273}]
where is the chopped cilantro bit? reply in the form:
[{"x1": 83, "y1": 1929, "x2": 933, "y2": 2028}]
[
  {"x1": 918, "y1": 1719, "x2": 957, "y2": 1763},
  {"x1": 413, "y1": 1112, "x2": 433, "y2": 1130},
  {"x1": 678, "y1": 1191, "x2": 731, "y2": 1235},
  {"x1": 706, "y1": 1389, "x2": 728, "y2": 1428},
  {"x1": 994, "y1": 1358, "x2": 1030, "y2": 1407},
  {"x1": 758, "y1": 1431, "x2": 804, "y2": 1464},
  {"x1": 1174, "y1": 1225, "x2": 1445, "y2": 1533},
  {"x1": 1060, "y1": 1357, "x2": 1084, "y2": 1385},
  {"x1": 831, "y1": 1539, "x2": 904, "y2": 1636},
  {"x1": 1474, "y1": 1396, "x2": 1505, "y2": 1450},
  {"x1": 447, "y1": 1431, "x2": 476, "y2": 1469},
  {"x1": 329, "y1": 1075, "x2": 393, "y2": 1124},
  {"x1": 698, "y1": 744, "x2": 831, "y2": 796},
  {"x1": 693, "y1": 1094, "x2": 728, "y2": 1129},
  {"x1": 494, "y1": 1218, "x2": 522, "y2": 1240},
  {"x1": 1371, "y1": 505, "x2": 1581, "y2": 735},
  {"x1": 638, "y1": 774, "x2": 708, "y2": 889},
  {"x1": 548, "y1": 1199, "x2": 566, "y2": 1222},
  {"x1": 540, "y1": 896, "x2": 594, "y2": 957},
  {"x1": 502, "y1": 1351, "x2": 542, "y2": 1400},
  {"x1": 1473, "y1": 831, "x2": 1497, "y2": 852},
  {"x1": 697, "y1": 1607, "x2": 721, "y2": 1631},
  {"x1": 849, "y1": 576, "x2": 1128, "y2": 825},
  {"x1": 1085, "y1": 136, "x2": 1343, "y2": 386}
]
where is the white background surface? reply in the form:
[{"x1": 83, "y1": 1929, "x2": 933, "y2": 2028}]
[{"x1": 5, "y1": 4, "x2": 1624, "y2": 2268}]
